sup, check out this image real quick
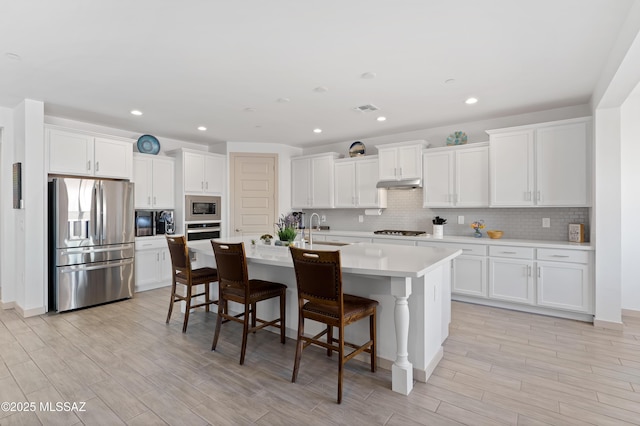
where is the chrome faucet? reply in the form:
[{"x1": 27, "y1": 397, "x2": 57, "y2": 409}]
[{"x1": 309, "y1": 213, "x2": 320, "y2": 247}]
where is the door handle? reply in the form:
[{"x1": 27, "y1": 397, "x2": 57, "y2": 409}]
[
  {"x1": 235, "y1": 229, "x2": 242, "y2": 232},
  {"x1": 153, "y1": 196, "x2": 157, "y2": 205}
]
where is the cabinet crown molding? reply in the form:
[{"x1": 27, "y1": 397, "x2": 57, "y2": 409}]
[
  {"x1": 45, "y1": 124, "x2": 135, "y2": 144},
  {"x1": 485, "y1": 116, "x2": 592, "y2": 135},
  {"x1": 374, "y1": 140, "x2": 428, "y2": 149}
]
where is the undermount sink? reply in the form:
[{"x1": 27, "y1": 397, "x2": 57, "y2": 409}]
[{"x1": 312, "y1": 241, "x2": 350, "y2": 247}]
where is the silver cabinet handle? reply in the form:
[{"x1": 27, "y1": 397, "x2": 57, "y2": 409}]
[
  {"x1": 399, "y1": 167, "x2": 403, "y2": 177},
  {"x1": 551, "y1": 255, "x2": 570, "y2": 258},
  {"x1": 157, "y1": 253, "x2": 160, "y2": 261},
  {"x1": 527, "y1": 265, "x2": 532, "y2": 276},
  {"x1": 201, "y1": 181, "x2": 204, "y2": 189},
  {"x1": 537, "y1": 266, "x2": 541, "y2": 278},
  {"x1": 501, "y1": 251, "x2": 517, "y2": 254},
  {"x1": 394, "y1": 167, "x2": 397, "y2": 178},
  {"x1": 153, "y1": 196, "x2": 157, "y2": 205},
  {"x1": 205, "y1": 182, "x2": 209, "y2": 190},
  {"x1": 87, "y1": 160, "x2": 91, "y2": 171},
  {"x1": 147, "y1": 196, "x2": 151, "y2": 205},
  {"x1": 96, "y1": 161, "x2": 100, "y2": 172},
  {"x1": 462, "y1": 248, "x2": 472, "y2": 252},
  {"x1": 162, "y1": 252, "x2": 166, "y2": 261}
]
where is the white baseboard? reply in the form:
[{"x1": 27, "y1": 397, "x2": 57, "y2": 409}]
[
  {"x1": 15, "y1": 304, "x2": 46, "y2": 318},
  {"x1": 135, "y1": 282, "x2": 171, "y2": 293},
  {"x1": 1, "y1": 300, "x2": 16, "y2": 310},
  {"x1": 593, "y1": 318, "x2": 624, "y2": 330},
  {"x1": 622, "y1": 308, "x2": 640, "y2": 318}
]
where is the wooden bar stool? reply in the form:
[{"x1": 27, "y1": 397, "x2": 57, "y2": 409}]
[
  {"x1": 289, "y1": 246, "x2": 378, "y2": 404},
  {"x1": 210, "y1": 241, "x2": 287, "y2": 365},
  {"x1": 165, "y1": 235, "x2": 219, "y2": 333}
]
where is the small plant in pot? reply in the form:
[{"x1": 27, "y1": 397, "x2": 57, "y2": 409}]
[{"x1": 275, "y1": 213, "x2": 298, "y2": 245}]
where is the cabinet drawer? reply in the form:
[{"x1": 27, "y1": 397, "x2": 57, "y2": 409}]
[
  {"x1": 417, "y1": 241, "x2": 486, "y2": 256},
  {"x1": 537, "y1": 248, "x2": 589, "y2": 264},
  {"x1": 135, "y1": 237, "x2": 168, "y2": 251},
  {"x1": 489, "y1": 245, "x2": 534, "y2": 259}
]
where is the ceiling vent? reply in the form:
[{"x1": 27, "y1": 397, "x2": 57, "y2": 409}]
[{"x1": 354, "y1": 104, "x2": 379, "y2": 112}]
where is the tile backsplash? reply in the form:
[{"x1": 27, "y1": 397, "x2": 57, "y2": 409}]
[{"x1": 304, "y1": 190, "x2": 590, "y2": 242}]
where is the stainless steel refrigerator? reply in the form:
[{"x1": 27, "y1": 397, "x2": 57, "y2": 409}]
[{"x1": 48, "y1": 177, "x2": 135, "y2": 312}]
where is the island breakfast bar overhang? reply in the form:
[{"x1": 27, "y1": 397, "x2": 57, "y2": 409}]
[{"x1": 187, "y1": 238, "x2": 462, "y2": 396}]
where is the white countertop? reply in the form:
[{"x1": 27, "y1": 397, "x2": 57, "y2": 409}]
[
  {"x1": 188, "y1": 237, "x2": 462, "y2": 278},
  {"x1": 311, "y1": 230, "x2": 594, "y2": 250}
]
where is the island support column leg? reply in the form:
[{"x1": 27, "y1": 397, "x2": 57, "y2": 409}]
[{"x1": 390, "y1": 276, "x2": 413, "y2": 395}]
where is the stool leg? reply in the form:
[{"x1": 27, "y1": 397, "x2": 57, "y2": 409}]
[
  {"x1": 205, "y1": 282, "x2": 211, "y2": 312},
  {"x1": 182, "y1": 285, "x2": 192, "y2": 333},
  {"x1": 338, "y1": 325, "x2": 344, "y2": 404},
  {"x1": 240, "y1": 301, "x2": 250, "y2": 365},
  {"x1": 166, "y1": 281, "x2": 176, "y2": 324},
  {"x1": 251, "y1": 302, "x2": 257, "y2": 332},
  {"x1": 370, "y1": 310, "x2": 377, "y2": 372},
  {"x1": 327, "y1": 325, "x2": 333, "y2": 357},
  {"x1": 280, "y1": 291, "x2": 286, "y2": 344},
  {"x1": 212, "y1": 293, "x2": 224, "y2": 350},
  {"x1": 291, "y1": 312, "x2": 304, "y2": 383}
]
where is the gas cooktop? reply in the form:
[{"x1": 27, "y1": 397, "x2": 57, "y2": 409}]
[{"x1": 373, "y1": 230, "x2": 426, "y2": 236}]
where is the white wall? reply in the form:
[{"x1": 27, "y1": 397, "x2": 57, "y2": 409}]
[
  {"x1": 0, "y1": 106, "x2": 16, "y2": 308},
  {"x1": 621, "y1": 90, "x2": 640, "y2": 311}
]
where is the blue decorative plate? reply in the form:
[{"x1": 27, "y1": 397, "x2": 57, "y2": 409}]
[
  {"x1": 349, "y1": 141, "x2": 366, "y2": 157},
  {"x1": 137, "y1": 134, "x2": 160, "y2": 154},
  {"x1": 446, "y1": 131, "x2": 467, "y2": 146}
]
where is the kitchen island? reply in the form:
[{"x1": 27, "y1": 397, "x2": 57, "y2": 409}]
[{"x1": 189, "y1": 237, "x2": 461, "y2": 395}]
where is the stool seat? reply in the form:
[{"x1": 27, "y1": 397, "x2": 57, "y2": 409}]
[
  {"x1": 303, "y1": 294, "x2": 378, "y2": 321},
  {"x1": 176, "y1": 267, "x2": 218, "y2": 281}
]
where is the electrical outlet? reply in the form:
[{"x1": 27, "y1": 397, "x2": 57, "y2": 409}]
[
  {"x1": 542, "y1": 218, "x2": 551, "y2": 228},
  {"x1": 358, "y1": 215, "x2": 364, "y2": 223},
  {"x1": 458, "y1": 215, "x2": 464, "y2": 225},
  {"x1": 321, "y1": 214, "x2": 326, "y2": 223}
]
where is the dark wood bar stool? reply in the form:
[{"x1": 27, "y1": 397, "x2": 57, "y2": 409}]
[
  {"x1": 289, "y1": 246, "x2": 378, "y2": 404},
  {"x1": 165, "y1": 235, "x2": 219, "y2": 333},
  {"x1": 210, "y1": 241, "x2": 287, "y2": 365}
]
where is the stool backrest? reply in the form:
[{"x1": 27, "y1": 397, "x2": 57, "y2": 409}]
[
  {"x1": 211, "y1": 242, "x2": 249, "y2": 295},
  {"x1": 289, "y1": 247, "x2": 343, "y2": 309},
  {"x1": 166, "y1": 235, "x2": 192, "y2": 278}
]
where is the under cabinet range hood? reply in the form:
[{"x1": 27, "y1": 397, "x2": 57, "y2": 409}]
[{"x1": 376, "y1": 178, "x2": 422, "y2": 190}]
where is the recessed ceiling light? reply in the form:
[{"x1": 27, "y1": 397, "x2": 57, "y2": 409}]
[
  {"x1": 361, "y1": 72, "x2": 376, "y2": 79},
  {"x1": 277, "y1": 97, "x2": 291, "y2": 103},
  {"x1": 313, "y1": 86, "x2": 329, "y2": 93},
  {"x1": 243, "y1": 107, "x2": 256, "y2": 112},
  {"x1": 444, "y1": 78, "x2": 456, "y2": 84},
  {"x1": 465, "y1": 97, "x2": 478, "y2": 105},
  {"x1": 130, "y1": 110, "x2": 143, "y2": 116},
  {"x1": 313, "y1": 128, "x2": 322, "y2": 134},
  {"x1": 377, "y1": 116, "x2": 387, "y2": 122},
  {"x1": 197, "y1": 126, "x2": 207, "y2": 131},
  {"x1": 5, "y1": 52, "x2": 21, "y2": 61}
]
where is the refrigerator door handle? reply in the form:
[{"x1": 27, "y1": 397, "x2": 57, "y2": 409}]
[{"x1": 59, "y1": 258, "x2": 134, "y2": 273}]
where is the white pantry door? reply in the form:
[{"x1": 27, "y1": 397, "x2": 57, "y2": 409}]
[{"x1": 230, "y1": 153, "x2": 278, "y2": 237}]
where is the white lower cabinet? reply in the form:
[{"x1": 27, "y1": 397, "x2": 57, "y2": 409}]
[
  {"x1": 453, "y1": 256, "x2": 487, "y2": 298},
  {"x1": 489, "y1": 258, "x2": 535, "y2": 304},
  {"x1": 135, "y1": 237, "x2": 173, "y2": 292}
]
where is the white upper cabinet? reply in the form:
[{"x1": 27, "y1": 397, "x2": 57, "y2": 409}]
[
  {"x1": 423, "y1": 143, "x2": 489, "y2": 208},
  {"x1": 133, "y1": 154, "x2": 175, "y2": 209},
  {"x1": 182, "y1": 151, "x2": 225, "y2": 194},
  {"x1": 334, "y1": 156, "x2": 387, "y2": 208},
  {"x1": 487, "y1": 118, "x2": 591, "y2": 207},
  {"x1": 47, "y1": 127, "x2": 133, "y2": 179},
  {"x1": 376, "y1": 141, "x2": 427, "y2": 181},
  {"x1": 291, "y1": 153, "x2": 339, "y2": 209}
]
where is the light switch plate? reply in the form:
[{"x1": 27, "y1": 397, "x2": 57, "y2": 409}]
[
  {"x1": 358, "y1": 215, "x2": 364, "y2": 223},
  {"x1": 542, "y1": 218, "x2": 551, "y2": 228},
  {"x1": 458, "y1": 215, "x2": 464, "y2": 225}
]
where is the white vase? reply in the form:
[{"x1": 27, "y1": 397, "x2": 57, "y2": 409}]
[{"x1": 433, "y1": 224, "x2": 444, "y2": 239}]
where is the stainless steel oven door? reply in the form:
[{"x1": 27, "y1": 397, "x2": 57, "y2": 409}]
[
  {"x1": 186, "y1": 223, "x2": 221, "y2": 241},
  {"x1": 185, "y1": 195, "x2": 221, "y2": 222}
]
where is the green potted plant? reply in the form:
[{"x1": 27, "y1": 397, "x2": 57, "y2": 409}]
[{"x1": 275, "y1": 213, "x2": 298, "y2": 245}]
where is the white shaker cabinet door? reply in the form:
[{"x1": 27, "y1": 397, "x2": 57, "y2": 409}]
[
  {"x1": 423, "y1": 151, "x2": 454, "y2": 207},
  {"x1": 204, "y1": 154, "x2": 225, "y2": 194},
  {"x1": 355, "y1": 158, "x2": 384, "y2": 207},
  {"x1": 490, "y1": 130, "x2": 535, "y2": 206},
  {"x1": 397, "y1": 144, "x2": 422, "y2": 180},
  {"x1": 489, "y1": 258, "x2": 534, "y2": 304},
  {"x1": 311, "y1": 155, "x2": 335, "y2": 208},
  {"x1": 48, "y1": 129, "x2": 93, "y2": 175},
  {"x1": 152, "y1": 157, "x2": 175, "y2": 208},
  {"x1": 135, "y1": 249, "x2": 161, "y2": 289},
  {"x1": 537, "y1": 261, "x2": 590, "y2": 313},
  {"x1": 133, "y1": 156, "x2": 153, "y2": 208},
  {"x1": 536, "y1": 123, "x2": 589, "y2": 206},
  {"x1": 94, "y1": 137, "x2": 132, "y2": 179},
  {"x1": 334, "y1": 162, "x2": 356, "y2": 207},
  {"x1": 291, "y1": 157, "x2": 311, "y2": 208},
  {"x1": 377, "y1": 147, "x2": 398, "y2": 181},
  {"x1": 452, "y1": 256, "x2": 487, "y2": 297},
  {"x1": 456, "y1": 146, "x2": 489, "y2": 207}
]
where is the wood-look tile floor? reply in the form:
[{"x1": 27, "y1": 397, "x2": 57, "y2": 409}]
[{"x1": 1, "y1": 288, "x2": 640, "y2": 425}]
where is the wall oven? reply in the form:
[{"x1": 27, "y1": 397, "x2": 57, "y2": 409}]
[
  {"x1": 186, "y1": 222, "x2": 221, "y2": 241},
  {"x1": 185, "y1": 195, "x2": 221, "y2": 222}
]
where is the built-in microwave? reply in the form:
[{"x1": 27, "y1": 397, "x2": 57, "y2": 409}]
[{"x1": 185, "y1": 195, "x2": 221, "y2": 222}]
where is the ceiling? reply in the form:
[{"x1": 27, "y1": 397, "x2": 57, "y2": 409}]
[{"x1": 0, "y1": 1, "x2": 635, "y2": 147}]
